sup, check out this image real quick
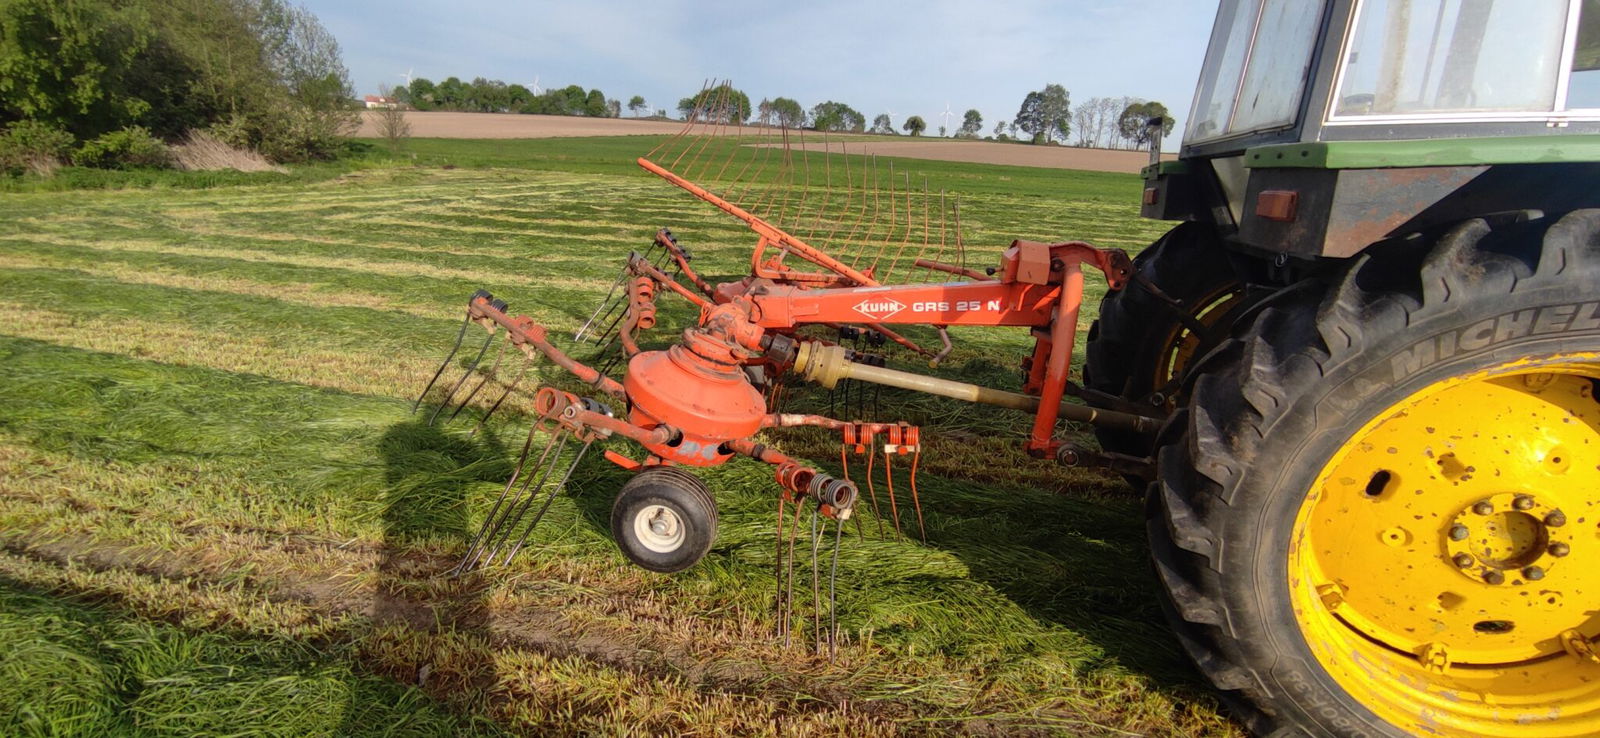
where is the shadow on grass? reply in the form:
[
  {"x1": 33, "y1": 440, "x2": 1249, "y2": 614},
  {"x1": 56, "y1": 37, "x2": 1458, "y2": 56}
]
[
  {"x1": 0, "y1": 577, "x2": 486, "y2": 736},
  {"x1": 361, "y1": 416, "x2": 515, "y2": 728}
]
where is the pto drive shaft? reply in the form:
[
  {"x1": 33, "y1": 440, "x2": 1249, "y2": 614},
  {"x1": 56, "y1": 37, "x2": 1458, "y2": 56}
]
[{"x1": 791, "y1": 342, "x2": 1159, "y2": 437}]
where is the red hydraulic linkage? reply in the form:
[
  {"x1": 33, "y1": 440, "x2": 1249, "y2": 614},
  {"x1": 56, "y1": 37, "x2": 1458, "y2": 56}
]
[{"x1": 739, "y1": 240, "x2": 1132, "y2": 455}]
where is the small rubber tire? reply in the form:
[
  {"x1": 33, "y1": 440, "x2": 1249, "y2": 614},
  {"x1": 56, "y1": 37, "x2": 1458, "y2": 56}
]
[
  {"x1": 1150, "y1": 210, "x2": 1600, "y2": 736},
  {"x1": 1085, "y1": 222, "x2": 1245, "y2": 457},
  {"x1": 610, "y1": 467, "x2": 717, "y2": 573}
]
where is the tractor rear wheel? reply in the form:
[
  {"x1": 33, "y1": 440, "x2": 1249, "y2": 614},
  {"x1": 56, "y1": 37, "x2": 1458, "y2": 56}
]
[
  {"x1": 1085, "y1": 222, "x2": 1246, "y2": 458},
  {"x1": 1151, "y1": 211, "x2": 1600, "y2": 736}
]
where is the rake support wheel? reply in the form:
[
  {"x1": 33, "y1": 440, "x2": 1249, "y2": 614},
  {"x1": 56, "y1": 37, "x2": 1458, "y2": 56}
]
[
  {"x1": 1085, "y1": 222, "x2": 1245, "y2": 458},
  {"x1": 1151, "y1": 211, "x2": 1600, "y2": 736},
  {"x1": 611, "y1": 467, "x2": 718, "y2": 573}
]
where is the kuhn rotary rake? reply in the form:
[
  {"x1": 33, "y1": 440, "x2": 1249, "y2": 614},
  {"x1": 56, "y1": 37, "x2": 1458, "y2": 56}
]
[{"x1": 413, "y1": 82, "x2": 1162, "y2": 650}]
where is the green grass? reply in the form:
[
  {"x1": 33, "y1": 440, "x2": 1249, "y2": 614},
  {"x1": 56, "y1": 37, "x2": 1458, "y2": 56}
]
[{"x1": 0, "y1": 137, "x2": 1239, "y2": 736}]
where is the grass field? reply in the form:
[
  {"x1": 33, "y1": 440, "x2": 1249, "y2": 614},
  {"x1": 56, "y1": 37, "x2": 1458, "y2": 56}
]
[{"x1": 0, "y1": 137, "x2": 1240, "y2": 736}]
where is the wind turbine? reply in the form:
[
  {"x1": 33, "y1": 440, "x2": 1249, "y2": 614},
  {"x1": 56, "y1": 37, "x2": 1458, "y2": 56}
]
[
  {"x1": 528, "y1": 75, "x2": 543, "y2": 95},
  {"x1": 938, "y1": 102, "x2": 956, "y2": 136},
  {"x1": 398, "y1": 67, "x2": 414, "y2": 85}
]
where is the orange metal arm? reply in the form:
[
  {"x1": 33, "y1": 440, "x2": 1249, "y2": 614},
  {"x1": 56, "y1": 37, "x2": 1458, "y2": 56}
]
[
  {"x1": 639, "y1": 157, "x2": 879, "y2": 287},
  {"x1": 748, "y1": 280, "x2": 1059, "y2": 329}
]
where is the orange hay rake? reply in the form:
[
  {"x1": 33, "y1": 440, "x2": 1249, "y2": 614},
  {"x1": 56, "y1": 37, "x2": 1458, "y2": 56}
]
[{"x1": 413, "y1": 82, "x2": 1162, "y2": 651}]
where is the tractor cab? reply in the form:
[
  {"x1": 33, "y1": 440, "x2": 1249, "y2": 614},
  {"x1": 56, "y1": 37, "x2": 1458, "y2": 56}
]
[{"x1": 1144, "y1": 0, "x2": 1600, "y2": 257}]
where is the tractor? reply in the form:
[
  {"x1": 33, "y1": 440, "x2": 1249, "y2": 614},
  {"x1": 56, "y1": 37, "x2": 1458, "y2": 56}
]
[
  {"x1": 416, "y1": 1, "x2": 1600, "y2": 734},
  {"x1": 1092, "y1": 0, "x2": 1600, "y2": 734}
]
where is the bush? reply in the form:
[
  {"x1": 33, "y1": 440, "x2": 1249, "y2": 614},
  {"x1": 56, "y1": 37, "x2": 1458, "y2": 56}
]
[
  {"x1": 0, "y1": 120, "x2": 76, "y2": 176},
  {"x1": 73, "y1": 126, "x2": 172, "y2": 169}
]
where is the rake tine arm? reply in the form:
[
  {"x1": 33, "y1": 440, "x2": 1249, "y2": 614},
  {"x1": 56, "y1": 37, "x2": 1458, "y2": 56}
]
[
  {"x1": 626, "y1": 254, "x2": 714, "y2": 311},
  {"x1": 426, "y1": 329, "x2": 498, "y2": 426},
  {"x1": 468, "y1": 357, "x2": 534, "y2": 438},
  {"x1": 653, "y1": 230, "x2": 715, "y2": 298},
  {"x1": 912, "y1": 257, "x2": 993, "y2": 281},
  {"x1": 448, "y1": 338, "x2": 510, "y2": 423},
  {"x1": 469, "y1": 295, "x2": 626, "y2": 399},
  {"x1": 414, "y1": 296, "x2": 486, "y2": 413},
  {"x1": 575, "y1": 266, "x2": 632, "y2": 342}
]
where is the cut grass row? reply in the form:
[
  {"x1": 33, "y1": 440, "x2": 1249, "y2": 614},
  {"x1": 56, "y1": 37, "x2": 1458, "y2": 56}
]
[{"x1": 0, "y1": 140, "x2": 1232, "y2": 735}]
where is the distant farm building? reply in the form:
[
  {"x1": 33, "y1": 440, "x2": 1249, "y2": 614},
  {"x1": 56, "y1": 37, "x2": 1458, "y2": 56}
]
[{"x1": 363, "y1": 95, "x2": 398, "y2": 109}]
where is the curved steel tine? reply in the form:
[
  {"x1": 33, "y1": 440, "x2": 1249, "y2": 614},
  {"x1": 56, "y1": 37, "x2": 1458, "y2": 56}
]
[
  {"x1": 468, "y1": 356, "x2": 534, "y2": 438},
  {"x1": 469, "y1": 428, "x2": 567, "y2": 571},
  {"x1": 783, "y1": 499, "x2": 800, "y2": 648},
  {"x1": 575, "y1": 265, "x2": 631, "y2": 342},
  {"x1": 479, "y1": 431, "x2": 571, "y2": 566},
  {"x1": 414, "y1": 311, "x2": 473, "y2": 413},
  {"x1": 588, "y1": 296, "x2": 631, "y2": 347},
  {"x1": 427, "y1": 330, "x2": 498, "y2": 426},
  {"x1": 774, "y1": 492, "x2": 788, "y2": 642},
  {"x1": 453, "y1": 420, "x2": 547, "y2": 576},
  {"x1": 458, "y1": 427, "x2": 566, "y2": 573},
  {"x1": 910, "y1": 445, "x2": 926, "y2": 542},
  {"x1": 447, "y1": 338, "x2": 509, "y2": 423},
  {"x1": 809, "y1": 503, "x2": 822, "y2": 655},
  {"x1": 497, "y1": 439, "x2": 594, "y2": 566},
  {"x1": 829, "y1": 512, "x2": 842, "y2": 661},
  {"x1": 883, "y1": 448, "x2": 904, "y2": 540}
]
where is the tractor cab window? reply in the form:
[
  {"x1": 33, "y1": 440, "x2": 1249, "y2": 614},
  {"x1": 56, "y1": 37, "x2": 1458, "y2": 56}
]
[
  {"x1": 1186, "y1": 0, "x2": 1326, "y2": 144},
  {"x1": 1567, "y1": 0, "x2": 1600, "y2": 108},
  {"x1": 1331, "y1": 0, "x2": 1575, "y2": 118}
]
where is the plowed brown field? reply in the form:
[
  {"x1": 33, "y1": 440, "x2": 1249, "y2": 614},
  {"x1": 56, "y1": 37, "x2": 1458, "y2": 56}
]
[{"x1": 359, "y1": 111, "x2": 1167, "y2": 173}]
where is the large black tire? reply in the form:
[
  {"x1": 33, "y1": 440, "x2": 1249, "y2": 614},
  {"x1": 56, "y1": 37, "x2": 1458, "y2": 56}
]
[
  {"x1": 610, "y1": 467, "x2": 717, "y2": 573},
  {"x1": 1150, "y1": 211, "x2": 1600, "y2": 736},
  {"x1": 1085, "y1": 222, "x2": 1245, "y2": 457}
]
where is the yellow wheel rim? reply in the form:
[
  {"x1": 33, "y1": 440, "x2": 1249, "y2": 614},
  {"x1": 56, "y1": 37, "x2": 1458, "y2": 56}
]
[
  {"x1": 1291, "y1": 357, "x2": 1600, "y2": 736},
  {"x1": 1153, "y1": 285, "x2": 1245, "y2": 395}
]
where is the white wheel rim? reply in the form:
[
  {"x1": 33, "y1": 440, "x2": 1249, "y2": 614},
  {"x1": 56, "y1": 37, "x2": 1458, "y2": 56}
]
[{"x1": 633, "y1": 504, "x2": 685, "y2": 553}]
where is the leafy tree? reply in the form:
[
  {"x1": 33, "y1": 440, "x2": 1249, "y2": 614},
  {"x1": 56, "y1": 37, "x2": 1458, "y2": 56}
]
[
  {"x1": 407, "y1": 77, "x2": 436, "y2": 110},
  {"x1": 677, "y1": 83, "x2": 750, "y2": 123},
  {"x1": 992, "y1": 120, "x2": 1005, "y2": 138},
  {"x1": 1117, "y1": 100, "x2": 1173, "y2": 147},
  {"x1": 808, "y1": 100, "x2": 863, "y2": 132},
  {"x1": 957, "y1": 108, "x2": 983, "y2": 138},
  {"x1": 1013, "y1": 91, "x2": 1043, "y2": 142},
  {"x1": 902, "y1": 115, "x2": 926, "y2": 136},
  {"x1": 435, "y1": 77, "x2": 465, "y2": 108},
  {"x1": 870, "y1": 113, "x2": 896, "y2": 135},
  {"x1": 628, "y1": 95, "x2": 646, "y2": 116},
  {"x1": 769, "y1": 97, "x2": 804, "y2": 128},
  {"x1": 606, "y1": 98, "x2": 621, "y2": 118},
  {"x1": 584, "y1": 88, "x2": 607, "y2": 117},
  {"x1": 1013, "y1": 83, "x2": 1070, "y2": 144},
  {"x1": 506, "y1": 83, "x2": 532, "y2": 109},
  {"x1": 0, "y1": 0, "x2": 163, "y2": 138}
]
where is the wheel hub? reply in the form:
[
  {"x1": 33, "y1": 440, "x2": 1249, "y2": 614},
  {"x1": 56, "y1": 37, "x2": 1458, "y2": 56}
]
[
  {"x1": 634, "y1": 504, "x2": 685, "y2": 553},
  {"x1": 1444, "y1": 492, "x2": 1571, "y2": 586}
]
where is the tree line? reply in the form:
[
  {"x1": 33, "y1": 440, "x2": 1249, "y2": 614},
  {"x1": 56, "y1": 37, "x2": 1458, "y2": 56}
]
[
  {"x1": 665, "y1": 82, "x2": 1175, "y2": 150},
  {"x1": 391, "y1": 77, "x2": 625, "y2": 118},
  {"x1": 0, "y1": 0, "x2": 355, "y2": 173}
]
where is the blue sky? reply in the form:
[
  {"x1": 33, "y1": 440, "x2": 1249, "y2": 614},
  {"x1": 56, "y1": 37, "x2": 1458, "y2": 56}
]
[{"x1": 305, "y1": 0, "x2": 1219, "y2": 138}]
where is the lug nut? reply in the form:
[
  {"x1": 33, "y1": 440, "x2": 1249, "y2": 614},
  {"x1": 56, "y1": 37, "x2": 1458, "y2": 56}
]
[
  {"x1": 1449, "y1": 524, "x2": 1469, "y2": 541},
  {"x1": 1524, "y1": 566, "x2": 1546, "y2": 581},
  {"x1": 1472, "y1": 501, "x2": 1494, "y2": 516},
  {"x1": 1512, "y1": 495, "x2": 1535, "y2": 511},
  {"x1": 1452, "y1": 553, "x2": 1475, "y2": 568},
  {"x1": 1550, "y1": 542, "x2": 1571, "y2": 557},
  {"x1": 1483, "y1": 570, "x2": 1505, "y2": 585},
  {"x1": 1546, "y1": 511, "x2": 1567, "y2": 528}
]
